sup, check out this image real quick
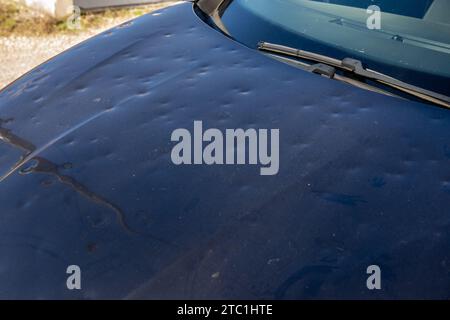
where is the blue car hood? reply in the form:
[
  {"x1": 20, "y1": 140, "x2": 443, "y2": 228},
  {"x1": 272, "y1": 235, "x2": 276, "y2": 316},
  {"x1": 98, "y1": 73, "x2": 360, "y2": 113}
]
[{"x1": 0, "y1": 2, "x2": 450, "y2": 299}]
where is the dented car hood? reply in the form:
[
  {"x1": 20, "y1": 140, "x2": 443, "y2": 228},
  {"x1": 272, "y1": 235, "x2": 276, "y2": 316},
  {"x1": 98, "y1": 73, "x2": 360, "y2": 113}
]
[{"x1": 0, "y1": 2, "x2": 450, "y2": 299}]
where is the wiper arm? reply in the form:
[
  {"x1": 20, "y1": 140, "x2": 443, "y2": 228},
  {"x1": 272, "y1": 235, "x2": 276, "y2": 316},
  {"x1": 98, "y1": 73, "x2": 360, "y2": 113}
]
[{"x1": 258, "y1": 42, "x2": 450, "y2": 109}]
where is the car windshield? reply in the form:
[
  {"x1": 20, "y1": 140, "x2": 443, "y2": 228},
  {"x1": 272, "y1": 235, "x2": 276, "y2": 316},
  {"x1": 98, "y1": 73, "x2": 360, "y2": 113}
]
[{"x1": 217, "y1": 0, "x2": 450, "y2": 96}]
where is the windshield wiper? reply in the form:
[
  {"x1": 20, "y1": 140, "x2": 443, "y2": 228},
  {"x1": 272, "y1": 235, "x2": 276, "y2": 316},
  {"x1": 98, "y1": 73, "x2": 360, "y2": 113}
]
[{"x1": 258, "y1": 41, "x2": 450, "y2": 109}]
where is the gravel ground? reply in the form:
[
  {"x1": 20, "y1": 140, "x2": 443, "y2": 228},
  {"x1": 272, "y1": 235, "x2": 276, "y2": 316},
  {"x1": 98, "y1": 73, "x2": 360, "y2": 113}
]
[
  {"x1": 0, "y1": 34, "x2": 95, "y2": 89},
  {"x1": 0, "y1": 2, "x2": 177, "y2": 90}
]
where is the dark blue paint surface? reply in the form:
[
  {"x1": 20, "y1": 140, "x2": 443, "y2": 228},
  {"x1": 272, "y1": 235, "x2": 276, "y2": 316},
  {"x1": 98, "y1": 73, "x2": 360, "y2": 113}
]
[{"x1": 0, "y1": 3, "x2": 449, "y2": 299}]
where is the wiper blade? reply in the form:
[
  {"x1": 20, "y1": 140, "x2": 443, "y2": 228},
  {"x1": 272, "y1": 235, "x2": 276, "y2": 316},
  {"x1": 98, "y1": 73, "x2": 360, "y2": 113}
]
[{"x1": 258, "y1": 41, "x2": 450, "y2": 109}]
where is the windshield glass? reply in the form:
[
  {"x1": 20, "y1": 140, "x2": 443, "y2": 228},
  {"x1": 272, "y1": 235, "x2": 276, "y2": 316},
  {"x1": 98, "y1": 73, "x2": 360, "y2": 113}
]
[{"x1": 217, "y1": 0, "x2": 450, "y2": 95}]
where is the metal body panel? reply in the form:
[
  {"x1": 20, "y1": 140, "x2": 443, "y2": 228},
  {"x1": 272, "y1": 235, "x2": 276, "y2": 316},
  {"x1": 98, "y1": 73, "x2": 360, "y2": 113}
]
[{"x1": 0, "y1": 3, "x2": 449, "y2": 299}]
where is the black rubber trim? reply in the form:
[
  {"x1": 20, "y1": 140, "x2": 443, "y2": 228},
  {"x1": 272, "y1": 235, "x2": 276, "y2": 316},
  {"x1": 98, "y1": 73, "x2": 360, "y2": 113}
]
[{"x1": 196, "y1": 0, "x2": 233, "y2": 35}]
